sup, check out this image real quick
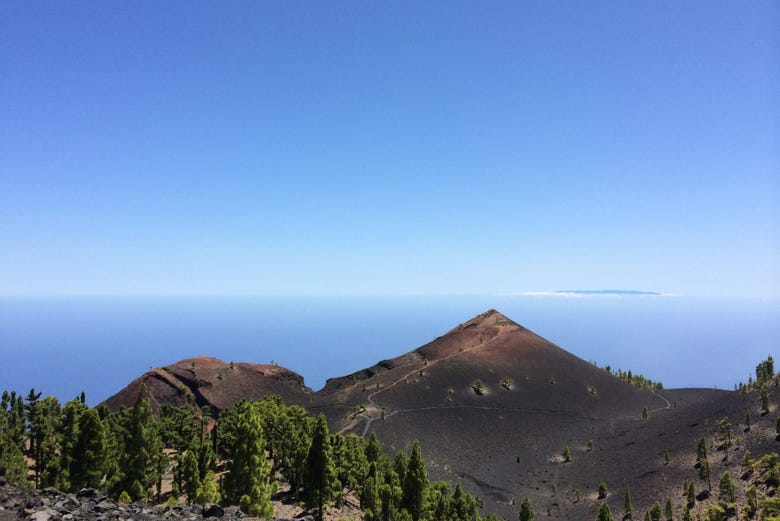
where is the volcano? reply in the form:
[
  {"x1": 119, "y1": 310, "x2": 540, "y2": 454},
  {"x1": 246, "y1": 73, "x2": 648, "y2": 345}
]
[{"x1": 104, "y1": 309, "x2": 778, "y2": 519}]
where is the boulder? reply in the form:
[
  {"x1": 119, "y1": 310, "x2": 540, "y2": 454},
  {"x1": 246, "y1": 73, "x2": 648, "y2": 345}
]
[
  {"x1": 53, "y1": 498, "x2": 79, "y2": 514},
  {"x1": 28, "y1": 507, "x2": 58, "y2": 521},
  {"x1": 222, "y1": 506, "x2": 243, "y2": 519},
  {"x1": 93, "y1": 499, "x2": 118, "y2": 513},
  {"x1": 25, "y1": 497, "x2": 44, "y2": 510},
  {"x1": 76, "y1": 489, "x2": 97, "y2": 499},
  {"x1": 202, "y1": 504, "x2": 224, "y2": 518}
]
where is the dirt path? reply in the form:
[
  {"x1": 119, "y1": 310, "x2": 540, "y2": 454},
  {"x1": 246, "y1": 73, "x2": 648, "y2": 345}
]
[
  {"x1": 649, "y1": 389, "x2": 671, "y2": 413},
  {"x1": 343, "y1": 324, "x2": 510, "y2": 436}
]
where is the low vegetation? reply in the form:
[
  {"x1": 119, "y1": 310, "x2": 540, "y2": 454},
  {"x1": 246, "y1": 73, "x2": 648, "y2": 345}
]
[
  {"x1": 0, "y1": 386, "x2": 504, "y2": 520},
  {"x1": 600, "y1": 366, "x2": 663, "y2": 390}
]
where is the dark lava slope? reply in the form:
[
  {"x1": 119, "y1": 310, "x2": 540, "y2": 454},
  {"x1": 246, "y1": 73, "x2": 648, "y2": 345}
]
[{"x1": 312, "y1": 310, "x2": 777, "y2": 520}]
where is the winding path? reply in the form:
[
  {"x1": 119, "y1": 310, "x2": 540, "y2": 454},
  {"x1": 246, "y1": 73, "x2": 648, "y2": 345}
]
[
  {"x1": 342, "y1": 324, "x2": 510, "y2": 436},
  {"x1": 649, "y1": 388, "x2": 671, "y2": 413}
]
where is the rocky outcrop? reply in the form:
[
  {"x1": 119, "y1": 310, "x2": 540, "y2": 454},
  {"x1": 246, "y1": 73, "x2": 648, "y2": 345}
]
[{"x1": 0, "y1": 478, "x2": 312, "y2": 521}]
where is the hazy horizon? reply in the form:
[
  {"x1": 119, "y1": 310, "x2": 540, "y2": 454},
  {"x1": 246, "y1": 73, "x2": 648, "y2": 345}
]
[{"x1": 2, "y1": 294, "x2": 778, "y2": 407}]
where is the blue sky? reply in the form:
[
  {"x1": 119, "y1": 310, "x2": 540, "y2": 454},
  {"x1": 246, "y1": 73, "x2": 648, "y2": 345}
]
[{"x1": 2, "y1": 2, "x2": 778, "y2": 297}]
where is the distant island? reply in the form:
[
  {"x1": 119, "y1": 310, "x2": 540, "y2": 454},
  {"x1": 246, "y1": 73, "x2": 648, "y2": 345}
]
[
  {"x1": 518, "y1": 289, "x2": 663, "y2": 297},
  {"x1": 557, "y1": 289, "x2": 661, "y2": 296}
]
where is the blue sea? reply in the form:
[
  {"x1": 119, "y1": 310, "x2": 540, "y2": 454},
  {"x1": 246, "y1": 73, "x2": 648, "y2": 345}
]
[{"x1": 1, "y1": 296, "x2": 778, "y2": 406}]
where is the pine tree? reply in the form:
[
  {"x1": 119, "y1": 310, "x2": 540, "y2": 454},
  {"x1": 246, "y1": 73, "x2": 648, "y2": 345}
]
[
  {"x1": 756, "y1": 356, "x2": 774, "y2": 384},
  {"x1": 159, "y1": 404, "x2": 200, "y2": 453},
  {"x1": 664, "y1": 498, "x2": 673, "y2": 520},
  {"x1": 596, "y1": 502, "x2": 613, "y2": 521},
  {"x1": 598, "y1": 481, "x2": 608, "y2": 499},
  {"x1": 402, "y1": 440, "x2": 429, "y2": 521},
  {"x1": 196, "y1": 430, "x2": 216, "y2": 481},
  {"x1": 745, "y1": 484, "x2": 758, "y2": 518},
  {"x1": 519, "y1": 496, "x2": 534, "y2": 521},
  {"x1": 648, "y1": 502, "x2": 662, "y2": 521},
  {"x1": 360, "y1": 470, "x2": 380, "y2": 519},
  {"x1": 196, "y1": 470, "x2": 220, "y2": 505},
  {"x1": 277, "y1": 405, "x2": 312, "y2": 494},
  {"x1": 222, "y1": 402, "x2": 275, "y2": 517},
  {"x1": 449, "y1": 482, "x2": 480, "y2": 521},
  {"x1": 394, "y1": 450, "x2": 409, "y2": 487},
  {"x1": 303, "y1": 414, "x2": 336, "y2": 521},
  {"x1": 255, "y1": 397, "x2": 286, "y2": 465},
  {"x1": 24, "y1": 389, "x2": 42, "y2": 460},
  {"x1": 642, "y1": 407, "x2": 648, "y2": 420},
  {"x1": 182, "y1": 450, "x2": 201, "y2": 505},
  {"x1": 58, "y1": 397, "x2": 87, "y2": 490},
  {"x1": 682, "y1": 506, "x2": 692, "y2": 521},
  {"x1": 0, "y1": 434, "x2": 26, "y2": 486},
  {"x1": 745, "y1": 410, "x2": 752, "y2": 431},
  {"x1": 700, "y1": 459, "x2": 712, "y2": 491},
  {"x1": 624, "y1": 487, "x2": 633, "y2": 520},
  {"x1": 71, "y1": 408, "x2": 107, "y2": 489},
  {"x1": 332, "y1": 433, "x2": 368, "y2": 501},
  {"x1": 686, "y1": 480, "x2": 695, "y2": 509},
  {"x1": 366, "y1": 431, "x2": 381, "y2": 464},
  {"x1": 702, "y1": 505, "x2": 725, "y2": 521},
  {"x1": 379, "y1": 470, "x2": 403, "y2": 521},
  {"x1": 0, "y1": 393, "x2": 26, "y2": 485},
  {"x1": 562, "y1": 445, "x2": 571, "y2": 462},
  {"x1": 109, "y1": 384, "x2": 163, "y2": 501},
  {"x1": 2, "y1": 392, "x2": 26, "y2": 450},
  {"x1": 717, "y1": 471, "x2": 734, "y2": 503},
  {"x1": 694, "y1": 436, "x2": 712, "y2": 491},
  {"x1": 425, "y1": 481, "x2": 449, "y2": 521},
  {"x1": 214, "y1": 402, "x2": 242, "y2": 462},
  {"x1": 717, "y1": 418, "x2": 732, "y2": 458},
  {"x1": 26, "y1": 393, "x2": 61, "y2": 488},
  {"x1": 695, "y1": 437, "x2": 707, "y2": 468}
]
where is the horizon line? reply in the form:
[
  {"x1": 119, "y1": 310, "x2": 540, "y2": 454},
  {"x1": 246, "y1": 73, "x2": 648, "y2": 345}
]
[{"x1": 0, "y1": 291, "x2": 778, "y2": 300}]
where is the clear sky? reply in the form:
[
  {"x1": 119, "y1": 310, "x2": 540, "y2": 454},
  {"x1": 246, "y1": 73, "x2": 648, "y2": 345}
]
[{"x1": 1, "y1": 2, "x2": 778, "y2": 297}]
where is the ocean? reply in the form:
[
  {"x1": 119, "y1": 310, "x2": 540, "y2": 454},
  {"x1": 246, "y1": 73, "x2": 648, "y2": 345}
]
[{"x1": 1, "y1": 295, "x2": 778, "y2": 406}]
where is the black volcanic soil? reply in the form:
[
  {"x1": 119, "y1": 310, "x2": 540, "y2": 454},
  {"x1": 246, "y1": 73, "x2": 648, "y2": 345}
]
[
  {"x1": 313, "y1": 310, "x2": 659, "y2": 432},
  {"x1": 104, "y1": 309, "x2": 780, "y2": 520},
  {"x1": 312, "y1": 310, "x2": 780, "y2": 519}
]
